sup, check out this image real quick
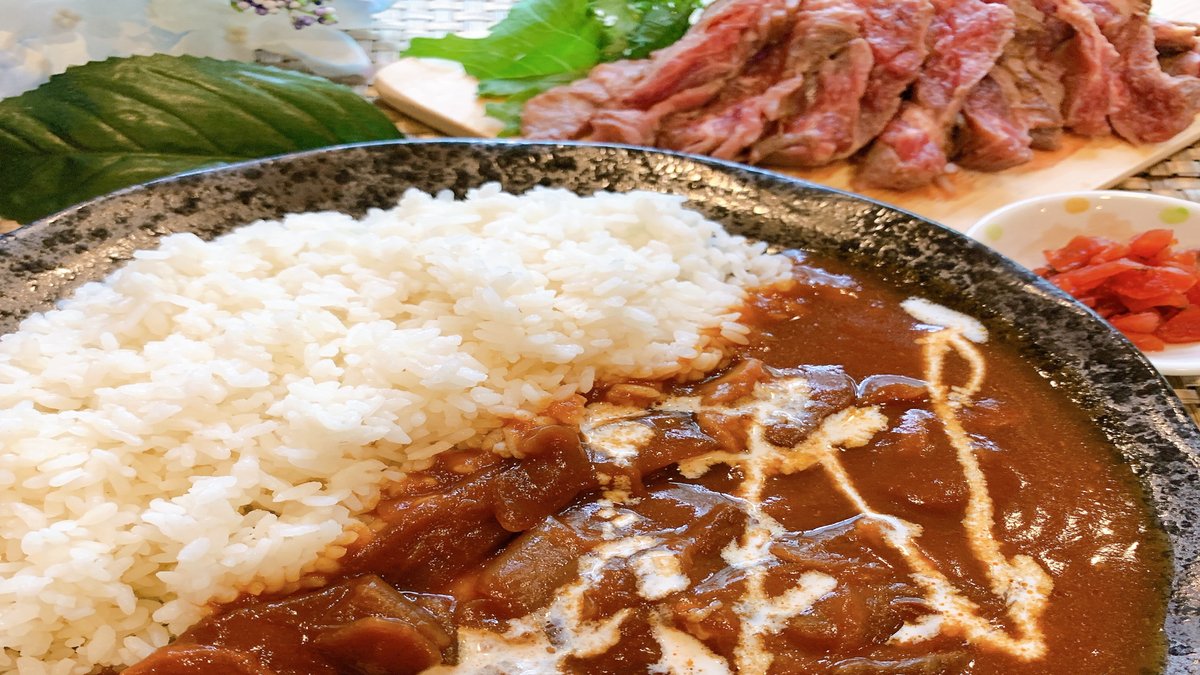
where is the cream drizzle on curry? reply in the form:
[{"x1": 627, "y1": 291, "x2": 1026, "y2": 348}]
[
  {"x1": 124, "y1": 256, "x2": 1168, "y2": 675},
  {"x1": 440, "y1": 316, "x2": 1055, "y2": 674}
]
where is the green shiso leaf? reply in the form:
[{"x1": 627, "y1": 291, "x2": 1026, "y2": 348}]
[
  {"x1": 476, "y1": 72, "x2": 584, "y2": 100},
  {"x1": 404, "y1": 0, "x2": 603, "y2": 80},
  {"x1": 0, "y1": 55, "x2": 402, "y2": 224},
  {"x1": 593, "y1": 0, "x2": 701, "y2": 61}
]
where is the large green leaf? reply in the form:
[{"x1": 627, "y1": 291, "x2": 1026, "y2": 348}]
[
  {"x1": 0, "y1": 55, "x2": 402, "y2": 224},
  {"x1": 476, "y1": 72, "x2": 583, "y2": 100},
  {"x1": 404, "y1": 0, "x2": 603, "y2": 80}
]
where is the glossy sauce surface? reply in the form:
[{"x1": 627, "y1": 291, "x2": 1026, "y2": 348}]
[{"x1": 126, "y1": 254, "x2": 1168, "y2": 675}]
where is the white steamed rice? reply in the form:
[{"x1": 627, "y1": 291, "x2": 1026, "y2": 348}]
[{"x1": 0, "y1": 184, "x2": 789, "y2": 674}]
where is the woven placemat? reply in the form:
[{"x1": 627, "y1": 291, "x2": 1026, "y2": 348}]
[
  {"x1": 1119, "y1": 146, "x2": 1200, "y2": 202},
  {"x1": 350, "y1": 0, "x2": 515, "y2": 60}
]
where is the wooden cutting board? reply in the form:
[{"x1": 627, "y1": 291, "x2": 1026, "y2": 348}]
[{"x1": 376, "y1": 0, "x2": 1200, "y2": 232}]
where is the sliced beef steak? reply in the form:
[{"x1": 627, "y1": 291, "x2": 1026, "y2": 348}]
[
  {"x1": 1048, "y1": 0, "x2": 1120, "y2": 136},
  {"x1": 655, "y1": 22, "x2": 804, "y2": 159},
  {"x1": 1083, "y1": 0, "x2": 1200, "y2": 142},
  {"x1": 588, "y1": 81, "x2": 725, "y2": 144},
  {"x1": 1165, "y1": 48, "x2": 1200, "y2": 78},
  {"x1": 521, "y1": 62, "x2": 648, "y2": 141},
  {"x1": 730, "y1": 0, "x2": 872, "y2": 166},
  {"x1": 753, "y1": 0, "x2": 934, "y2": 166},
  {"x1": 621, "y1": 0, "x2": 797, "y2": 109},
  {"x1": 522, "y1": 0, "x2": 1198, "y2": 185},
  {"x1": 850, "y1": 0, "x2": 938, "y2": 157},
  {"x1": 1152, "y1": 16, "x2": 1199, "y2": 55},
  {"x1": 858, "y1": 0, "x2": 1016, "y2": 189},
  {"x1": 957, "y1": 0, "x2": 1068, "y2": 171},
  {"x1": 957, "y1": 75, "x2": 1034, "y2": 171},
  {"x1": 1155, "y1": 19, "x2": 1200, "y2": 76},
  {"x1": 754, "y1": 38, "x2": 874, "y2": 165},
  {"x1": 521, "y1": 0, "x2": 797, "y2": 144}
]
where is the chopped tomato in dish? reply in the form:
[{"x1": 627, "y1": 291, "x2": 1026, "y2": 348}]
[
  {"x1": 1108, "y1": 266, "x2": 1195, "y2": 299},
  {"x1": 1109, "y1": 312, "x2": 1161, "y2": 334},
  {"x1": 1128, "y1": 229, "x2": 1176, "y2": 259},
  {"x1": 1174, "y1": 249, "x2": 1199, "y2": 268},
  {"x1": 1088, "y1": 241, "x2": 1132, "y2": 264},
  {"x1": 1043, "y1": 235, "x2": 1109, "y2": 271},
  {"x1": 1159, "y1": 306, "x2": 1200, "y2": 344},
  {"x1": 1124, "y1": 332, "x2": 1168, "y2": 352},
  {"x1": 1047, "y1": 258, "x2": 1143, "y2": 295},
  {"x1": 1038, "y1": 229, "x2": 1200, "y2": 351},
  {"x1": 1122, "y1": 292, "x2": 1189, "y2": 314}
]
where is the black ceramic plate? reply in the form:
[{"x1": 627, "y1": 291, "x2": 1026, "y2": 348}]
[{"x1": 3, "y1": 140, "x2": 1199, "y2": 670}]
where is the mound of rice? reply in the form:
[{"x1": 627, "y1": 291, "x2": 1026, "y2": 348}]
[{"x1": 0, "y1": 185, "x2": 788, "y2": 674}]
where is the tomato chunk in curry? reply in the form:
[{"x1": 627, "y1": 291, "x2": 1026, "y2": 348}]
[{"x1": 125, "y1": 253, "x2": 1168, "y2": 675}]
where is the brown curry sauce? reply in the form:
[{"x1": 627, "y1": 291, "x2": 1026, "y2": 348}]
[{"x1": 123, "y1": 253, "x2": 1169, "y2": 675}]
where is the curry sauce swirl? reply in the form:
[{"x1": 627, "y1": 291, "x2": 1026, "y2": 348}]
[{"x1": 126, "y1": 256, "x2": 1168, "y2": 675}]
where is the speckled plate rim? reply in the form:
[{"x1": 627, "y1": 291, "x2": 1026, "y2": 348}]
[{"x1": 3, "y1": 139, "x2": 1199, "y2": 671}]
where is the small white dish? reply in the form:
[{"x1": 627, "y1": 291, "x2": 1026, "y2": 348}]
[{"x1": 968, "y1": 190, "x2": 1200, "y2": 376}]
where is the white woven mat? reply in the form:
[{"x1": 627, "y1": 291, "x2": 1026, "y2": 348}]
[{"x1": 351, "y1": 0, "x2": 515, "y2": 66}]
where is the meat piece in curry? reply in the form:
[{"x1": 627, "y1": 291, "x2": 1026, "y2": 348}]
[{"x1": 126, "y1": 253, "x2": 1168, "y2": 675}]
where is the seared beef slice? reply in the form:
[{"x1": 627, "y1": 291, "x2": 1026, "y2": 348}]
[
  {"x1": 858, "y1": 0, "x2": 1016, "y2": 189},
  {"x1": 522, "y1": 0, "x2": 798, "y2": 144},
  {"x1": 956, "y1": 0, "x2": 1072, "y2": 171},
  {"x1": 1083, "y1": 0, "x2": 1200, "y2": 142},
  {"x1": 754, "y1": 0, "x2": 935, "y2": 167}
]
